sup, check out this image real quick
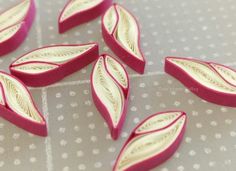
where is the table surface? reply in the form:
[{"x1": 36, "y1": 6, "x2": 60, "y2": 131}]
[{"x1": 0, "y1": 0, "x2": 236, "y2": 171}]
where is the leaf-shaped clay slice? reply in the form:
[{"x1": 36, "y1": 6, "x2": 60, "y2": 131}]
[
  {"x1": 10, "y1": 43, "x2": 99, "y2": 87},
  {"x1": 102, "y1": 4, "x2": 146, "y2": 74},
  {"x1": 0, "y1": 71, "x2": 47, "y2": 136},
  {"x1": 91, "y1": 54, "x2": 129, "y2": 140},
  {"x1": 165, "y1": 56, "x2": 236, "y2": 107},
  {"x1": 0, "y1": 0, "x2": 35, "y2": 56},
  {"x1": 58, "y1": 0, "x2": 112, "y2": 33},
  {"x1": 113, "y1": 111, "x2": 187, "y2": 171}
]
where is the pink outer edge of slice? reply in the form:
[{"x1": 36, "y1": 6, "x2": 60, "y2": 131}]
[
  {"x1": 113, "y1": 111, "x2": 187, "y2": 171},
  {"x1": 101, "y1": 3, "x2": 146, "y2": 74},
  {"x1": 0, "y1": 0, "x2": 36, "y2": 56},
  {"x1": 9, "y1": 43, "x2": 99, "y2": 87},
  {"x1": 58, "y1": 0, "x2": 113, "y2": 34},
  {"x1": 165, "y1": 56, "x2": 236, "y2": 107},
  {"x1": 90, "y1": 54, "x2": 130, "y2": 140},
  {"x1": 0, "y1": 71, "x2": 47, "y2": 137}
]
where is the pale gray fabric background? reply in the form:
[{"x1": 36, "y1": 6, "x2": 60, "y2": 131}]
[{"x1": 0, "y1": 0, "x2": 236, "y2": 171}]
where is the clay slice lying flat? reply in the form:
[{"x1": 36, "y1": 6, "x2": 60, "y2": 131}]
[
  {"x1": 58, "y1": 0, "x2": 113, "y2": 33},
  {"x1": 10, "y1": 43, "x2": 99, "y2": 87},
  {"x1": 102, "y1": 3, "x2": 146, "y2": 74},
  {"x1": 165, "y1": 56, "x2": 236, "y2": 107},
  {"x1": 0, "y1": 0, "x2": 35, "y2": 56},
  {"x1": 113, "y1": 111, "x2": 187, "y2": 171},
  {"x1": 0, "y1": 71, "x2": 47, "y2": 136},
  {"x1": 91, "y1": 54, "x2": 129, "y2": 140}
]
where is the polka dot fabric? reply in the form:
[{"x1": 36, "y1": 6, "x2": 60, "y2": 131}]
[{"x1": 0, "y1": 0, "x2": 236, "y2": 171}]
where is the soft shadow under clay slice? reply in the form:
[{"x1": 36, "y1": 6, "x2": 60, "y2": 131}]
[
  {"x1": 0, "y1": 71, "x2": 47, "y2": 136},
  {"x1": 0, "y1": 0, "x2": 36, "y2": 56},
  {"x1": 91, "y1": 54, "x2": 130, "y2": 140},
  {"x1": 9, "y1": 43, "x2": 99, "y2": 87},
  {"x1": 58, "y1": 0, "x2": 113, "y2": 33},
  {"x1": 165, "y1": 56, "x2": 236, "y2": 107},
  {"x1": 102, "y1": 3, "x2": 146, "y2": 74},
  {"x1": 113, "y1": 111, "x2": 187, "y2": 171}
]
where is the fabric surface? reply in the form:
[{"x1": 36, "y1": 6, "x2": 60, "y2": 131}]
[{"x1": 0, "y1": 0, "x2": 236, "y2": 171}]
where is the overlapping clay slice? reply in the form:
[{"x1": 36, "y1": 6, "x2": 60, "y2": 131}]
[
  {"x1": 91, "y1": 54, "x2": 129, "y2": 140},
  {"x1": 58, "y1": 0, "x2": 112, "y2": 33},
  {"x1": 165, "y1": 57, "x2": 236, "y2": 107},
  {"x1": 10, "y1": 43, "x2": 99, "y2": 87},
  {"x1": 113, "y1": 111, "x2": 187, "y2": 171},
  {"x1": 0, "y1": 72, "x2": 47, "y2": 136},
  {"x1": 102, "y1": 4, "x2": 146, "y2": 74},
  {"x1": 0, "y1": 0, "x2": 35, "y2": 56}
]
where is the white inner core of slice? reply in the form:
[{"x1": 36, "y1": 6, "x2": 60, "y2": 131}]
[
  {"x1": 12, "y1": 62, "x2": 59, "y2": 74},
  {"x1": 0, "y1": 0, "x2": 30, "y2": 31},
  {"x1": 105, "y1": 56, "x2": 128, "y2": 89},
  {"x1": 211, "y1": 63, "x2": 236, "y2": 86},
  {"x1": 13, "y1": 44, "x2": 94, "y2": 65},
  {"x1": 93, "y1": 57, "x2": 124, "y2": 127},
  {"x1": 60, "y1": 0, "x2": 103, "y2": 21},
  {"x1": 136, "y1": 112, "x2": 182, "y2": 134},
  {"x1": 116, "y1": 116, "x2": 186, "y2": 171},
  {"x1": 103, "y1": 6, "x2": 117, "y2": 34},
  {"x1": 0, "y1": 23, "x2": 21, "y2": 43},
  {"x1": 115, "y1": 5, "x2": 143, "y2": 60},
  {"x1": 0, "y1": 73, "x2": 43, "y2": 123},
  {"x1": 169, "y1": 58, "x2": 236, "y2": 94}
]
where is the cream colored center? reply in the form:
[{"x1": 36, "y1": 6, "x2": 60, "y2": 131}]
[
  {"x1": 136, "y1": 112, "x2": 182, "y2": 133},
  {"x1": 211, "y1": 63, "x2": 236, "y2": 86},
  {"x1": 0, "y1": 74, "x2": 43, "y2": 123},
  {"x1": 115, "y1": 5, "x2": 143, "y2": 60},
  {"x1": 0, "y1": 0, "x2": 30, "y2": 31},
  {"x1": 105, "y1": 56, "x2": 128, "y2": 88},
  {"x1": 13, "y1": 62, "x2": 59, "y2": 74},
  {"x1": 93, "y1": 57, "x2": 124, "y2": 126},
  {"x1": 170, "y1": 59, "x2": 236, "y2": 94},
  {"x1": 0, "y1": 23, "x2": 21, "y2": 43},
  {"x1": 103, "y1": 6, "x2": 117, "y2": 34},
  {"x1": 61, "y1": 0, "x2": 103, "y2": 21}
]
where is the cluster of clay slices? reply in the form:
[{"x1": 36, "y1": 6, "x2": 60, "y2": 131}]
[{"x1": 2, "y1": 0, "x2": 236, "y2": 171}]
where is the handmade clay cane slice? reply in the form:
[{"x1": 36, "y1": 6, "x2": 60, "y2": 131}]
[
  {"x1": 10, "y1": 43, "x2": 99, "y2": 87},
  {"x1": 102, "y1": 3, "x2": 146, "y2": 74},
  {"x1": 0, "y1": 71, "x2": 47, "y2": 136},
  {"x1": 113, "y1": 111, "x2": 187, "y2": 171},
  {"x1": 165, "y1": 56, "x2": 236, "y2": 107},
  {"x1": 58, "y1": 0, "x2": 113, "y2": 33},
  {"x1": 91, "y1": 54, "x2": 129, "y2": 140},
  {"x1": 0, "y1": 0, "x2": 36, "y2": 56}
]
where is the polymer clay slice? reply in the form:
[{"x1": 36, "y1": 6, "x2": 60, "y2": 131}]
[
  {"x1": 0, "y1": 0, "x2": 35, "y2": 56},
  {"x1": 10, "y1": 43, "x2": 99, "y2": 87},
  {"x1": 91, "y1": 54, "x2": 129, "y2": 140},
  {"x1": 58, "y1": 0, "x2": 113, "y2": 33},
  {"x1": 165, "y1": 56, "x2": 236, "y2": 107},
  {"x1": 0, "y1": 71, "x2": 47, "y2": 136},
  {"x1": 102, "y1": 3, "x2": 146, "y2": 74},
  {"x1": 113, "y1": 111, "x2": 187, "y2": 171}
]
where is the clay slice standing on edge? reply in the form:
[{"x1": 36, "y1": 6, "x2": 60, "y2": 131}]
[
  {"x1": 102, "y1": 3, "x2": 146, "y2": 74},
  {"x1": 165, "y1": 56, "x2": 236, "y2": 107},
  {"x1": 10, "y1": 43, "x2": 99, "y2": 87},
  {"x1": 91, "y1": 54, "x2": 130, "y2": 140},
  {"x1": 0, "y1": 0, "x2": 36, "y2": 56},
  {"x1": 113, "y1": 111, "x2": 187, "y2": 171},
  {"x1": 58, "y1": 0, "x2": 113, "y2": 33},
  {"x1": 0, "y1": 71, "x2": 47, "y2": 136}
]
